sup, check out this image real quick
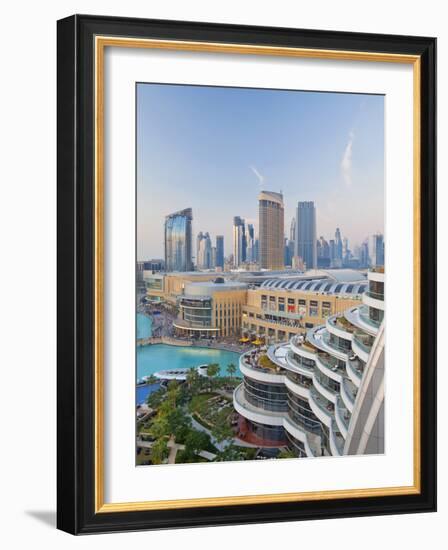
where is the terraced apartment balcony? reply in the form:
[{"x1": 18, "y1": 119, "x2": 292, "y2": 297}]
[
  {"x1": 344, "y1": 304, "x2": 380, "y2": 337},
  {"x1": 239, "y1": 350, "x2": 285, "y2": 384},
  {"x1": 341, "y1": 377, "x2": 358, "y2": 413},
  {"x1": 362, "y1": 289, "x2": 385, "y2": 311},
  {"x1": 233, "y1": 383, "x2": 286, "y2": 427},
  {"x1": 326, "y1": 314, "x2": 355, "y2": 341},
  {"x1": 311, "y1": 367, "x2": 339, "y2": 402},
  {"x1": 352, "y1": 330, "x2": 374, "y2": 363},
  {"x1": 335, "y1": 396, "x2": 351, "y2": 438},
  {"x1": 330, "y1": 420, "x2": 345, "y2": 456},
  {"x1": 284, "y1": 370, "x2": 312, "y2": 400},
  {"x1": 316, "y1": 352, "x2": 346, "y2": 381},
  {"x1": 285, "y1": 348, "x2": 315, "y2": 377},
  {"x1": 309, "y1": 387, "x2": 334, "y2": 428},
  {"x1": 346, "y1": 355, "x2": 365, "y2": 387}
]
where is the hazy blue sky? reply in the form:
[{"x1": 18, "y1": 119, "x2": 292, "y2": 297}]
[{"x1": 137, "y1": 83, "x2": 384, "y2": 260}]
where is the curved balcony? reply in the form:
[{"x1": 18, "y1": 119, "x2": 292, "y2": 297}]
[
  {"x1": 334, "y1": 397, "x2": 350, "y2": 438},
  {"x1": 283, "y1": 416, "x2": 323, "y2": 458},
  {"x1": 285, "y1": 349, "x2": 315, "y2": 377},
  {"x1": 362, "y1": 290, "x2": 385, "y2": 311},
  {"x1": 352, "y1": 331, "x2": 374, "y2": 363},
  {"x1": 309, "y1": 388, "x2": 333, "y2": 428},
  {"x1": 329, "y1": 420, "x2": 344, "y2": 456},
  {"x1": 290, "y1": 335, "x2": 318, "y2": 361},
  {"x1": 340, "y1": 377, "x2": 357, "y2": 413},
  {"x1": 344, "y1": 305, "x2": 379, "y2": 337},
  {"x1": 326, "y1": 314, "x2": 355, "y2": 341},
  {"x1": 239, "y1": 351, "x2": 285, "y2": 384},
  {"x1": 315, "y1": 353, "x2": 345, "y2": 383},
  {"x1": 267, "y1": 342, "x2": 291, "y2": 370},
  {"x1": 233, "y1": 383, "x2": 285, "y2": 426},
  {"x1": 312, "y1": 370, "x2": 339, "y2": 405},
  {"x1": 345, "y1": 356, "x2": 364, "y2": 387},
  {"x1": 307, "y1": 326, "x2": 350, "y2": 362},
  {"x1": 284, "y1": 370, "x2": 311, "y2": 399},
  {"x1": 368, "y1": 268, "x2": 385, "y2": 283}
]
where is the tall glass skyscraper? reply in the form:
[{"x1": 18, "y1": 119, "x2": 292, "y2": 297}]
[
  {"x1": 233, "y1": 216, "x2": 247, "y2": 267},
  {"x1": 369, "y1": 233, "x2": 385, "y2": 267},
  {"x1": 295, "y1": 201, "x2": 317, "y2": 270},
  {"x1": 215, "y1": 235, "x2": 224, "y2": 269},
  {"x1": 164, "y1": 208, "x2": 193, "y2": 272},
  {"x1": 197, "y1": 231, "x2": 212, "y2": 269},
  {"x1": 258, "y1": 191, "x2": 284, "y2": 270},
  {"x1": 246, "y1": 224, "x2": 255, "y2": 263}
]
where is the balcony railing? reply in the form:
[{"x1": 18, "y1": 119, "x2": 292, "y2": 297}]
[
  {"x1": 353, "y1": 331, "x2": 374, "y2": 354},
  {"x1": 358, "y1": 305, "x2": 381, "y2": 329},
  {"x1": 317, "y1": 352, "x2": 346, "y2": 375},
  {"x1": 314, "y1": 369, "x2": 340, "y2": 396},
  {"x1": 286, "y1": 350, "x2": 315, "y2": 374},
  {"x1": 342, "y1": 377, "x2": 358, "y2": 405},
  {"x1": 310, "y1": 387, "x2": 334, "y2": 417},
  {"x1": 243, "y1": 386, "x2": 288, "y2": 413},
  {"x1": 335, "y1": 397, "x2": 351, "y2": 431},
  {"x1": 286, "y1": 370, "x2": 312, "y2": 389},
  {"x1": 241, "y1": 351, "x2": 282, "y2": 374},
  {"x1": 321, "y1": 332, "x2": 351, "y2": 353},
  {"x1": 331, "y1": 420, "x2": 345, "y2": 455},
  {"x1": 328, "y1": 315, "x2": 355, "y2": 334},
  {"x1": 346, "y1": 357, "x2": 365, "y2": 382},
  {"x1": 365, "y1": 290, "x2": 384, "y2": 302}
]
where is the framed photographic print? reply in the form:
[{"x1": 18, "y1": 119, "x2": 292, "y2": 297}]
[{"x1": 57, "y1": 15, "x2": 436, "y2": 534}]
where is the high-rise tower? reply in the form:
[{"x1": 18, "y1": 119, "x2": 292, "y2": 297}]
[
  {"x1": 164, "y1": 208, "x2": 193, "y2": 272},
  {"x1": 295, "y1": 201, "x2": 317, "y2": 270},
  {"x1": 233, "y1": 216, "x2": 247, "y2": 267},
  {"x1": 258, "y1": 190, "x2": 284, "y2": 270},
  {"x1": 215, "y1": 235, "x2": 224, "y2": 269}
]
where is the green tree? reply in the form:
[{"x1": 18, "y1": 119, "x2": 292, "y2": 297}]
[
  {"x1": 146, "y1": 374, "x2": 158, "y2": 385},
  {"x1": 211, "y1": 417, "x2": 234, "y2": 444},
  {"x1": 278, "y1": 449, "x2": 296, "y2": 459},
  {"x1": 214, "y1": 443, "x2": 242, "y2": 462},
  {"x1": 226, "y1": 363, "x2": 237, "y2": 379},
  {"x1": 182, "y1": 430, "x2": 211, "y2": 461},
  {"x1": 166, "y1": 409, "x2": 192, "y2": 442},
  {"x1": 146, "y1": 388, "x2": 165, "y2": 409},
  {"x1": 150, "y1": 438, "x2": 169, "y2": 465},
  {"x1": 186, "y1": 368, "x2": 202, "y2": 393},
  {"x1": 206, "y1": 363, "x2": 220, "y2": 390}
]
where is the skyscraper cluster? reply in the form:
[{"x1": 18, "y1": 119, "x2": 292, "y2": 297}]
[{"x1": 163, "y1": 198, "x2": 383, "y2": 273}]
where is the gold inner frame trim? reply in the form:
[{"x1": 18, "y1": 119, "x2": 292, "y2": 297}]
[{"x1": 94, "y1": 35, "x2": 421, "y2": 513}]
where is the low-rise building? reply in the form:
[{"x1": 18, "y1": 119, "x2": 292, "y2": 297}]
[{"x1": 173, "y1": 278, "x2": 248, "y2": 338}]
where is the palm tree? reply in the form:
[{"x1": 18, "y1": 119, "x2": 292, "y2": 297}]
[
  {"x1": 206, "y1": 363, "x2": 220, "y2": 391},
  {"x1": 226, "y1": 363, "x2": 237, "y2": 379}
]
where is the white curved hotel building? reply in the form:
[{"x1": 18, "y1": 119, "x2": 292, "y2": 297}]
[{"x1": 233, "y1": 268, "x2": 385, "y2": 457}]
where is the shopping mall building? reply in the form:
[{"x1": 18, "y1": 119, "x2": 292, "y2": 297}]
[{"x1": 143, "y1": 268, "x2": 367, "y2": 344}]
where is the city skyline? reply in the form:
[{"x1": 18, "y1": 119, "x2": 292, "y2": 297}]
[{"x1": 137, "y1": 83, "x2": 384, "y2": 260}]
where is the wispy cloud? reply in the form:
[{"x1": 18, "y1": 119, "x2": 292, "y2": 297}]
[
  {"x1": 341, "y1": 131, "x2": 354, "y2": 187},
  {"x1": 250, "y1": 165, "x2": 265, "y2": 187}
]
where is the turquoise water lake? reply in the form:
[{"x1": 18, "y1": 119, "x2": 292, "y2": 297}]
[
  {"x1": 137, "y1": 343, "x2": 241, "y2": 379},
  {"x1": 136, "y1": 313, "x2": 241, "y2": 405},
  {"x1": 136, "y1": 313, "x2": 152, "y2": 339}
]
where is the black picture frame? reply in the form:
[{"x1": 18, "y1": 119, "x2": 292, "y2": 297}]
[{"x1": 57, "y1": 14, "x2": 436, "y2": 535}]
